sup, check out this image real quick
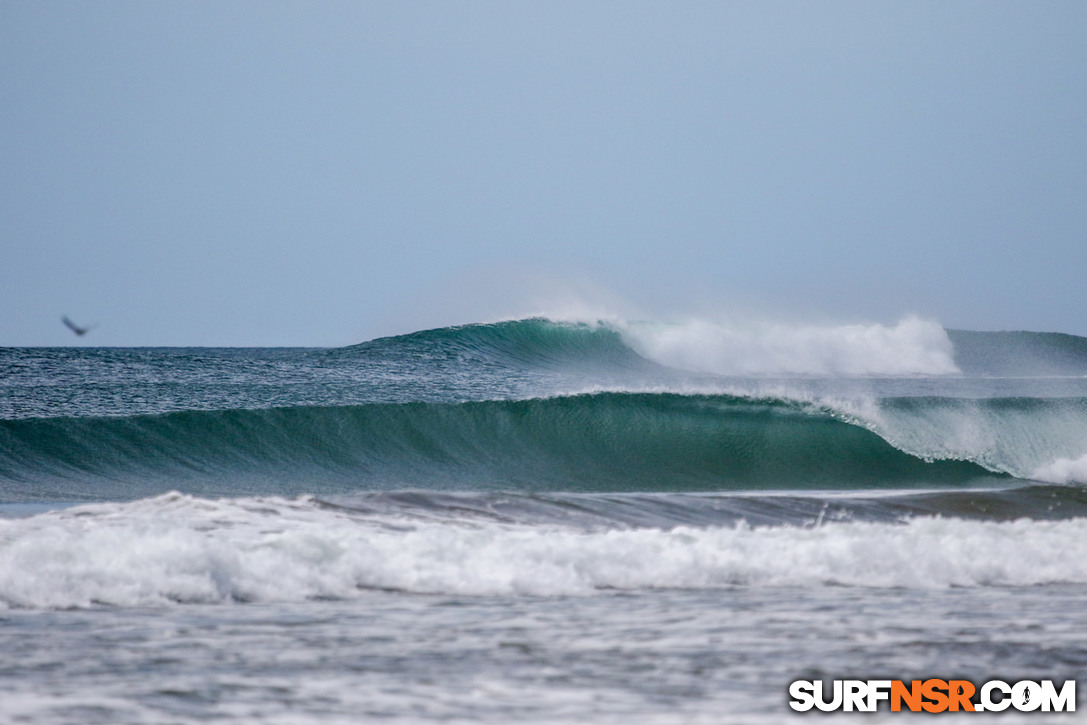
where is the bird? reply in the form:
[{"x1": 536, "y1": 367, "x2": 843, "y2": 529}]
[{"x1": 61, "y1": 315, "x2": 94, "y2": 336}]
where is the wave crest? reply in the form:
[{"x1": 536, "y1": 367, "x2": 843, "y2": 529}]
[{"x1": 617, "y1": 316, "x2": 959, "y2": 377}]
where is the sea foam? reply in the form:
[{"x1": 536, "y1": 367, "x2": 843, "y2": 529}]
[
  {"x1": 2, "y1": 494, "x2": 1085, "y2": 609},
  {"x1": 615, "y1": 316, "x2": 959, "y2": 377},
  {"x1": 1032, "y1": 453, "x2": 1087, "y2": 484}
]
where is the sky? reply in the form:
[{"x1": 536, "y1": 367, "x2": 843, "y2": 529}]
[{"x1": 2, "y1": 1, "x2": 1086, "y2": 347}]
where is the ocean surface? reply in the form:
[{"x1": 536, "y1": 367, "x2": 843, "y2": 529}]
[{"x1": 2, "y1": 316, "x2": 1087, "y2": 723}]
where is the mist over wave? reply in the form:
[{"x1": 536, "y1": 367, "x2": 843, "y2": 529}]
[
  {"x1": 845, "y1": 396, "x2": 1087, "y2": 482},
  {"x1": 615, "y1": 316, "x2": 959, "y2": 377},
  {"x1": 1032, "y1": 453, "x2": 1087, "y2": 485}
]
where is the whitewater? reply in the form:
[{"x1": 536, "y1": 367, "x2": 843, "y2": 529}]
[{"x1": 2, "y1": 316, "x2": 1086, "y2": 723}]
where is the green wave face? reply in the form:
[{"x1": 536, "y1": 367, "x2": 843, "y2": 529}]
[
  {"x1": 338, "y1": 318, "x2": 656, "y2": 373},
  {"x1": 0, "y1": 393, "x2": 1002, "y2": 502}
]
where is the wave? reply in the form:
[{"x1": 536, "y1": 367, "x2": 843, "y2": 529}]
[
  {"x1": 849, "y1": 396, "x2": 1087, "y2": 482},
  {"x1": 4, "y1": 492, "x2": 1087, "y2": 608},
  {"x1": 338, "y1": 317, "x2": 1087, "y2": 378},
  {"x1": 340, "y1": 316, "x2": 650, "y2": 372},
  {"x1": 0, "y1": 393, "x2": 1008, "y2": 501},
  {"x1": 947, "y1": 329, "x2": 1087, "y2": 376},
  {"x1": 333, "y1": 316, "x2": 962, "y2": 377}
]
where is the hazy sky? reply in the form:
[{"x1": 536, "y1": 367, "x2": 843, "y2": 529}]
[{"x1": 3, "y1": 2, "x2": 1085, "y2": 346}]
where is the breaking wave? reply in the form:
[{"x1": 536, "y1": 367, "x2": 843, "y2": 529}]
[
  {"x1": 3, "y1": 492, "x2": 1087, "y2": 608},
  {"x1": 342, "y1": 317, "x2": 1087, "y2": 377},
  {"x1": 0, "y1": 393, "x2": 1007, "y2": 501}
]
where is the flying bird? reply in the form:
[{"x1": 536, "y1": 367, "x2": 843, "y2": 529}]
[{"x1": 61, "y1": 315, "x2": 94, "y2": 336}]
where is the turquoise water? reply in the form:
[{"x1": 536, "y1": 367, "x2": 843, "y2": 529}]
[{"x1": 2, "y1": 317, "x2": 1086, "y2": 722}]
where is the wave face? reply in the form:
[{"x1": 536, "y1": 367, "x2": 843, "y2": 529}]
[{"x1": 0, "y1": 394, "x2": 1006, "y2": 500}]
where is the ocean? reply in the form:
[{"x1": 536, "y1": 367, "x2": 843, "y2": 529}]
[{"x1": 2, "y1": 316, "x2": 1086, "y2": 723}]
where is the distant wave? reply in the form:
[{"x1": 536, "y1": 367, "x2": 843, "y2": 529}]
[
  {"x1": 947, "y1": 329, "x2": 1087, "y2": 376},
  {"x1": 340, "y1": 316, "x2": 962, "y2": 377},
  {"x1": 340, "y1": 316, "x2": 650, "y2": 372},
  {"x1": 337, "y1": 316, "x2": 1087, "y2": 377}
]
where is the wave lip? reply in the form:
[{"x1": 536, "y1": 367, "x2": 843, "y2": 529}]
[
  {"x1": 3, "y1": 493, "x2": 1087, "y2": 609},
  {"x1": 338, "y1": 317, "x2": 655, "y2": 372}
]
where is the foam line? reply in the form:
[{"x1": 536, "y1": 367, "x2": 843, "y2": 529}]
[{"x1": 3, "y1": 494, "x2": 1086, "y2": 608}]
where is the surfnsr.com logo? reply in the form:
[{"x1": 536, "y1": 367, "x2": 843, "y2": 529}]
[{"x1": 789, "y1": 679, "x2": 1076, "y2": 713}]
